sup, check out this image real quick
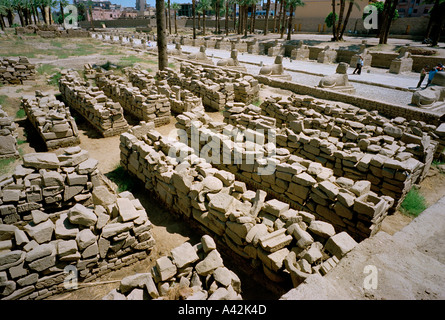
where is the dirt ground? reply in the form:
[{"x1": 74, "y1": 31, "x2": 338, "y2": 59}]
[{"x1": 1, "y1": 34, "x2": 445, "y2": 300}]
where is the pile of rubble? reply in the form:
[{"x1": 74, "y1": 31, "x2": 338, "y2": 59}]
[
  {"x1": 103, "y1": 235, "x2": 243, "y2": 300},
  {"x1": 0, "y1": 57, "x2": 36, "y2": 85},
  {"x1": 58, "y1": 70, "x2": 129, "y2": 137},
  {"x1": 21, "y1": 91, "x2": 80, "y2": 150},
  {"x1": 0, "y1": 147, "x2": 155, "y2": 300},
  {"x1": 250, "y1": 96, "x2": 438, "y2": 206},
  {"x1": 119, "y1": 123, "x2": 359, "y2": 285},
  {"x1": 175, "y1": 112, "x2": 393, "y2": 241},
  {"x1": 157, "y1": 63, "x2": 259, "y2": 111},
  {"x1": 95, "y1": 71, "x2": 170, "y2": 127},
  {"x1": 0, "y1": 105, "x2": 19, "y2": 160}
]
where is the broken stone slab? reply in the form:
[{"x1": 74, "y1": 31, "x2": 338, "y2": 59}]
[
  {"x1": 208, "y1": 192, "x2": 234, "y2": 214},
  {"x1": 195, "y1": 249, "x2": 224, "y2": 276},
  {"x1": 76, "y1": 229, "x2": 97, "y2": 251},
  {"x1": 0, "y1": 251, "x2": 25, "y2": 271},
  {"x1": 116, "y1": 197, "x2": 140, "y2": 222},
  {"x1": 23, "y1": 219, "x2": 54, "y2": 244},
  {"x1": 350, "y1": 181, "x2": 372, "y2": 197},
  {"x1": 258, "y1": 247, "x2": 290, "y2": 272},
  {"x1": 324, "y1": 231, "x2": 358, "y2": 259},
  {"x1": 92, "y1": 185, "x2": 117, "y2": 207},
  {"x1": 31, "y1": 210, "x2": 48, "y2": 225},
  {"x1": 119, "y1": 273, "x2": 154, "y2": 295},
  {"x1": 258, "y1": 228, "x2": 293, "y2": 253},
  {"x1": 287, "y1": 223, "x2": 314, "y2": 248},
  {"x1": 68, "y1": 203, "x2": 98, "y2": 227},
  {"x1": 57, "y1": 239, "x2": 78, "y2": 258},
  {"x1": 55, "y1": 213, "x2": 79, "y2": 239},
  {"x1": 22, "y1": 153, "x2": 60, "y2": 169},
  {"x1": 152, "y1": 256, "x2": 177, "y2": 282},
  {"x1": 170, "y1": 242, "x2": 200, "y2": 269},
  {"x1": 308, "y1": 220, "x2": 336, "y2": 239},
  {"x1": 249, "y1": 189, "x2": 267, "y2": 218},
  {"x1": 263, "y1": 199, "x2": 290, "y2": 217},
  {"x1": 245, "y1": 224, "x2": 269, "y2": 246},
  {"x1": 25, "y1": 243, "x2": 55, "y2": 262},
  {"x1": 101, "y1": 222, "x2": 134, "y2": 238},
  {"x1": 201, "y1": 235, "x2": 217, "y2": 253}
]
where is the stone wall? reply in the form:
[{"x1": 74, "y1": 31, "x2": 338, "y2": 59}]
[
  {"x1": 21, "y1": 91, "x2": 80, "y2": 151},
  {"x1": 157, "y1": 63, "x2": 259, "y2": 111},
  {"x1": 0, "y1": 105, "x2": 19, "y2": 160},
  {"x1": 0, "y1": 146, "x2": 156, "y2": 300},
  {"x1": 223, "y1": 97, "x2": 436, "y2": 210},
  {"x1": 15, "y1": 25, "x2": 90, "y2": 38},
  {"x1": 94, "y1": 71, "x2": 170, "y2": 127},
  {"x1": 119, "y1": 123, "x2": 362, "y2": 285},
  {"x1": 102, "y1": 235, "x2": 243, "y2": 300},
  {"x1": 0, "y1": 57, "x2": 36, "y2": 85},
  {"x1": 58, "y1": 70, "x2": 129, "y2": 137}
]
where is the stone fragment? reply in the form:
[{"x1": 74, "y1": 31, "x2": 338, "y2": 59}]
[
  {"x1": 31, "y1": 210, "x2": 48, "y2": 225},
  {"x1": 325, "y1": 231, "x2": 358, "y2": 259},
  {"x1": 308, "y1": 220, "x2": 336, "y2": 238},
  {"x1": 76, "y1": 229, "x2": 97, "y2": 250},
  {"x1": 23, "y1": 219, "x2": 54, "y2": 244},
  {"x1": 249, "y1": 189, "x2": 267, "y2": 217},
  {"x1": 170, "y1": 242, "x2": 199, "y2": 269},
  {"x1": 55, "y1": 213, "x2": 79, "y2": 239},
  {"x1": 68, "y1": 203, "x2": 97, "y2": 227},
  {"x1": 153, "y1": 256, "x2": 177, "y2": 282},
  {"x1": 117, "y1": 197, "x2": 140, "y2": 222},
  {"x1": 263, "y1": 199, "x2": 290, "y2": 217},
  {"x1": 201, "y1": 235, "x2": 217, "y2": 253},
  {"x1": 25, "y1": 243, "x2": 55, "y2": 262},
  {"x1": 195, "y1": 249, "x2": 224, "y2": 276}
]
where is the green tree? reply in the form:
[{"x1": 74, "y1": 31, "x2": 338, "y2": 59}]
[
  {"x1": 423, "y1": 0, "x2": 445, "y2": 46},
  {"x1": 59, "y1": 0, "x2": 68, "y2": 26},
  {"x1": 325, "y1": 12, "x2": 337, "y2": 28},
  {"x1": 329, "y1": 0, "x2": 361, "y2": 41},
  {"x1": 363, "y1": 0, "x2": 398, "y2": 44}
]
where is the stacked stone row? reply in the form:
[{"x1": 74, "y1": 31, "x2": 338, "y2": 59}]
[
  {"x1": 94, "y1": 71, "x2": 170, "y2": 127},
  {"x1": 0, "y1": 105, "x2": 19, "y2": 160},
  {"x1": 103, "y1": 235, "x2": 243, "y2": 300},
  {"x1": 0, "y1": 57, "x2": 36, "y2": 85},
  {"x1": 119, "y1": 124, "x2": 359, "y2": 286},
  {"x1": 251, "y1": 96, "x2": 438, "y2": 207},
  {"x1": 0, "y1": 147, "x2": 155, "y2": 300},
  {"x1": 21, "y1": 91, "x2": 80, "y2": 151},
  {"x1": 124, "y1": 67, "x2": 204, "y2": 115},
  {"x1": 176, "y1": 111, "x2": 393, "y2": 241},
  {"x1": 58, "y1": 70, "x2": 129, "y2": 137}
]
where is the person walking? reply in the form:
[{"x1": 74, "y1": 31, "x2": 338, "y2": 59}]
[
  {"x1": 417, "y1": 65, "x2": 429, "y2": 88},
  {"x1": 352, "y1": 56, "x2": 363, "y2": 75},
  {"x1": 425, "y1": 65, "x2": 439, "y2": 88}
]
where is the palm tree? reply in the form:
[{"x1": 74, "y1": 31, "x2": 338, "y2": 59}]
[
  {"x1": 286, "y1": 0, "x2": 304, "y2": 40},
  {"x1": 273, "y1": 0, "x2": 279, "y2": 32},
  {"x1": 59, "y1": 0, "x2": 68, "y2": 26},
  {"x1": 279, "y1": 0, "x2": 286, "y2": 38},
  {"x1": 224, "y1": 0, "x2": 229, "y2": 36},
  {"x1": 167, "y1": 0, "x2": 171, "y2": 34},
  {"x1": 198, "y1": 0, "x2": 211, "y2": 36},
  {"x1": 0, "y1": 0, "x2": 9, "y2": 30},
  {"x1": 264, "y1": 0, "x2": 270, "y2": 35},
  {"x1": 171, "y1": 2, "x2": 180, "y2": 34},
  {"x1": 192, "y1": 0, "x2": 196, "y2": 38},
  {"x1": 156, "y1": 0, "x2": 168, "y2": 70}
]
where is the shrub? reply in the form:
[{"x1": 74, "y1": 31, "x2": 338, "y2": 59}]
[{"x1": 400, "y1": 187, "x2": 427, "y2": 217}]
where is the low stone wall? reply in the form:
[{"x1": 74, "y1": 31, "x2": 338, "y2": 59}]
[
  {"x1": 15, "y1": 25, "x2": 90, "y2": 38},
  {"x1": 0, "y1": 147, "x2": 155, "y2": 300},
  {"x1": 95, "y1": 71, "x2": 170, "y2": 127},
  {"x1": 21, "y1": 91, "x2": 80, "y2": 151},
  {"x1": 222, "y1": 96, "x2": 436, "y2": 208},
  {"x1": 177, "y1": 112, "x2": 393, "y2": 241},
  {"x1": 0, "y1": 57, "x2": 36, "y2": 85},
  {"x1": 157, "y1": 63, "x2": 259, "y2": 111},
  {"x1": 58, "y1": 70, "x2": 129, "y2": 137},
  {"x1": 103, "y1": 235, "x2": 243, "y2": 300},
  {"x1": 0, "y1": 105, "x2": 19, "y2": 160},
  {"x1": 120, "y1": 123, "x2": 362, "y2": 285}
]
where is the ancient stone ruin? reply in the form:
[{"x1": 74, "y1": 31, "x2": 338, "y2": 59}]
[
  {"x1": 291, "y1": 41, "x2": 310, "y2": 61},
  {"x1": 389, "y1": 46, "x2": 413, "y2": 74},
  {"x1": 411, "y1": 71, "x2": 445, "y2": 110},
  {"x1": 21, "y1": 91, "x2": 80, "y2": 151},
  {"x1": 0, "y1": 147, "x2": 155, "y2": 300},
  {"x1": 58, "y1": 70, "x2": 129, "y2": 137},
  {"x1": 258, "y1": 55, "x2": 292, "y2": 81},
  {"x1": 187, "y1": 46, "x2": 214, "y2": 65},
  {"x1": 0, "y1": 105, "x2": 19, "y2": 160},
  {"x1": 350, "y1": 43, "x2": 372, "y2": 69},
  {"x1": 318, "y1": 63, "x2": 355, "y2": 94},
  {"x1": 0, "y1": 57, "x2": 36, "y2": 85},
  {"x1": 217, "y1": 50, "x2": 247, "y2": 72},
  {"x1": 317, "y1": 46, "x2": 337, "y2": 64},
  {"x1": 102, "y1": 235, "x2": 243, "y2": 300}
]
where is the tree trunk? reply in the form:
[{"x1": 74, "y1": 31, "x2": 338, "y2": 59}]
[
  {"x1": 192, "y1": 0, "x2": 196, "y2": 38},
  {"x1": 88, "y1": 6, "x2": 95, "y2": 31},
  {"x1": 331, "y1": 0, "x2": 337, "y2": 41},
  {"x1": 425, "y1": 0, "x2": 440, "y2": 39},
  {"x1": 60, "y1": 2, "x2": 65, "y2": 25},
  {"x1": 251, "y1": 5, "x2": 256, "y2": 34},
  {"x1": 336, "y1": 0, "x2": 345, "y2": 40},
  {"x1": 32, "y1": 6, "x2": 38, "y2": 24},
  {"x1": 156, "y1": 0, "x2": 168, "y2": 71},
  {"x1": 273, "y1": 0, "x2": 279, "y2": 33},
  {"x1": 174, "y1": 10, "x2": 177, "y2": 34},
  {"x1": 203, "y1": 11, "x2": 206, "y2": 36},
  {"x1": 244, "y1": 5, "x2": 248, "y2": 37},
  {"x1": 377, "y1": 0, "x2": 391, "y2": 39},
  {"x1": 339, "y1": 0, "x2": 354, "y2": 40},
  {"x1": 198, "y1": 12, "x2": 200, "y2": 30},
  {"x1": 17, "y1": 7, "x2": 25, "y2": 27},
  {"x1": 48, "y1": 6, "x2": 53, "y2": 24},
  {"x1": 287, "y1": 5, "x2": 294, "y2": 41},
  {"x1": 233, "y1": 3, "x2": 236, "y2": 31},
  {"x1": 0, "y1": 15, "x2": 5, "y2": 30},
  {"x1": 216, "y1": 1, "x2": 220, "y2": 33},
  {"x1": 168, "y1": 0, "x2": 171, "y2": 34},
  {"x1": 380, "y1": 0, "x2": 398, "y2": 44},
  {"x1": 264, "y1": 0, "x2": 271, "y2": 35},
  {"x1": 7, "y1": 9, "x2": 14, "y2": 26},
  {"x1": 225, "y1": 0, "x2": 229, "y2": 36},
  {"x1": 238, "y1": 4, "x2": 242, "y2": 34},
  {"x1": 280, "y1": 0, "x2": 286, "y2": 39}
]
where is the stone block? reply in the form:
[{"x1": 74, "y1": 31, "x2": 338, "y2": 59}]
[{"x1": 325, "y1": 231, "x2": 358, "y2": 259}]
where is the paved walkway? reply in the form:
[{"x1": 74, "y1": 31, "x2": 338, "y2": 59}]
[
  {"x1": 171, "y1": 44, "x2": 423, "y2": 106},
  {"x1": 280, "y1": 195, "x2": 445, "y2": 300}
]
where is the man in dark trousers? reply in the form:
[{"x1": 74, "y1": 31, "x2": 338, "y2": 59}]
[
  {"x1": 417, "y1": 65, "x2": 429, "y2": 88},
  {"x1": 352, "y1": 56, "x2": 363, "y2": 75}
]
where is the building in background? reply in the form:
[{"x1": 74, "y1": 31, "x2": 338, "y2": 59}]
[
  {"x1": 396, "y1": 0, "x2": 433, "y2": 18},
  {"x1": 136, "y1": 0, "x2": 146, "y2": 15}
]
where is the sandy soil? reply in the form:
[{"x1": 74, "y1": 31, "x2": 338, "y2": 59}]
[{"x1": 1, "y1": 35, "x2": 445, "y2": 300}]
